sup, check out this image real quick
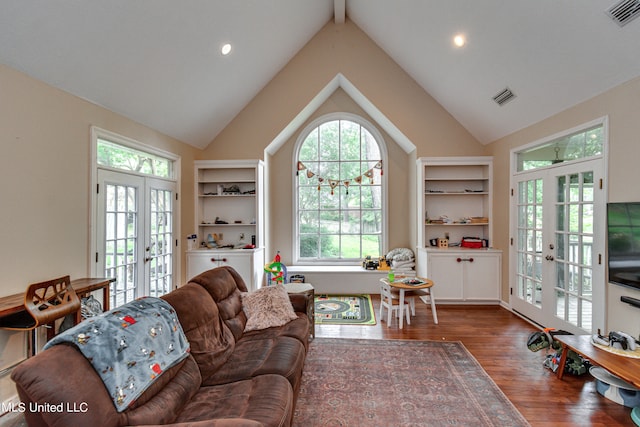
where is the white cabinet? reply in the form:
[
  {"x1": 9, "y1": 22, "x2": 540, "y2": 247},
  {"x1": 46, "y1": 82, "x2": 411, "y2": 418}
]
[
  {"x1": 417, "y1": 157, "x2": 493, "y2": 249},
  {"x1": 189, "y1": 160, "x2": 265, "y2": 290},
  {"x1": 416, "y1": 157, "x2": 501, "y2": 303},
  {"x1": 186, "y1": 248, "x2": 264, "y2": 291},
  {"x1": 417, "y1": 248, "x2": 501, "y2": 303}
]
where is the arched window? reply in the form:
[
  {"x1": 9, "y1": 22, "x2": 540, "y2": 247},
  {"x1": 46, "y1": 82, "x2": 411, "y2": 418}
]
[{"x1": 294, "y1": 114, "x2": 386, "y2": 263}]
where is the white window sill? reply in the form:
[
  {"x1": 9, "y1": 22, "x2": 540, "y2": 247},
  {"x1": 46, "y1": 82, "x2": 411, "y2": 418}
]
[{"x1": 288, "y1": 265, "x2": 386, "y2": 274}]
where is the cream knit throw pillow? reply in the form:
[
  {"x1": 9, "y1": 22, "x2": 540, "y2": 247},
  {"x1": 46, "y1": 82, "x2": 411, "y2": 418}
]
[{"x1": 241, "y1": 283, "x2": 298, "y2": 332}]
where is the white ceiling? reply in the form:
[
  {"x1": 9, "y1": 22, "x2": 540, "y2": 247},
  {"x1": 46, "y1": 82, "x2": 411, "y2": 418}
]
[{"x1": 2, "y1": 0, "x2": 640, "y2": 149}]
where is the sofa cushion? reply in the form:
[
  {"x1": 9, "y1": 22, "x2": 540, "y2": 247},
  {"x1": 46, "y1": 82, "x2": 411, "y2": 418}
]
[
  {"x1": 162, "y1": 282, "x2": 235, "y2": 380},
  {"x1": 241, "y1": 313, "x2": 310, "y2": 350},
  {"x1": 190, "y1": 266, "x2": 249, "y2": 341},
  {"x1": 202, "y1": 336, "x2": 305, "y2": 394},
  {"x1": 176, "y1": 374, "x2": 293, "y2": 427},
  {"x1": 241, "y1": 284, "x2": 298, "y2": 332},
  {"x1": 124, "y1": 355, "x2": 202, "y2": 425}
]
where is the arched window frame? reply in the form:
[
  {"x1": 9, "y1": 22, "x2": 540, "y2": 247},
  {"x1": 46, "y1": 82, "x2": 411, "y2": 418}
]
[{"x1": 293, "y1": 113, "x2": 388, "y2": 265}]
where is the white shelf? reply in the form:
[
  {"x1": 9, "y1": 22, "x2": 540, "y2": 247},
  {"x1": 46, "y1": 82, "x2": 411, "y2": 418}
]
[
  {"x1": 200, "y1": 223, "x2": 257, "y2": 227},
  {"x1": 425, "y1": 192, "x2": 489, "y2": 195},
  {"x1": 198, "y1": 194, "x2": 256, "y2": 198},
  {"x1": 190, "y1": 159, "x2": 265, "y2": 288},
  {"x1": 193, "y1": 159, "x2": 264, "y2": 249},
  {"x1": 425, "y1": 222, "x2": 489, "y2": 226},
  {"x1": 417, "y1": 156, "x2": 493, "y2": 248}
]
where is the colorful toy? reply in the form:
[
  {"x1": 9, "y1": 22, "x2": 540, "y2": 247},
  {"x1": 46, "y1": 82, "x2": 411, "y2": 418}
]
[
  {"x1": 264, "y1": 251, "x2": 286, "y2": 284},
  {"x1": 527, "y1": 327, "x2": 590, "y2": 375}
]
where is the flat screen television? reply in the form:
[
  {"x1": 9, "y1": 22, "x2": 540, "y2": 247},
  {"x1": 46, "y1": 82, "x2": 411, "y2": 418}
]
[{"x1": 607, "y1": 202, "x2": 640, "y2": 291}]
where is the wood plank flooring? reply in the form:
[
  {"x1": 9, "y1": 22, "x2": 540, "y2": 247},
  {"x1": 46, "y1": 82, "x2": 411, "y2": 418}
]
[{"x1": 315, "y1": 296, "x2": 636, "y2": 427}]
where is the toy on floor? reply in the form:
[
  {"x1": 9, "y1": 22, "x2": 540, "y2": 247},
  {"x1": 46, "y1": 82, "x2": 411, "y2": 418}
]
[{"x1": 527, "y1": 327, "x2": 590, "y2": 375}]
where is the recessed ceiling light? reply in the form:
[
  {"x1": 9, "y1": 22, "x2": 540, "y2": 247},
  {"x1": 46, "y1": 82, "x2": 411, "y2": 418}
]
[
  {"x1": 453, "y1": 34, "x2": 466, "y2": 47},
  {"x1": 221, "y1": 43, "x2": 232, "y2": 55}
]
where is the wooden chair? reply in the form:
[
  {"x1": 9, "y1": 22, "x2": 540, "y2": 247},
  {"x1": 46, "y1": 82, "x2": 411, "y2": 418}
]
[
  {"x1": 379, "y1": 282, "x2": 410, "y2": 327},
  {"x1": 0, "y1": 275, "x2": 80, "y2": 356}
]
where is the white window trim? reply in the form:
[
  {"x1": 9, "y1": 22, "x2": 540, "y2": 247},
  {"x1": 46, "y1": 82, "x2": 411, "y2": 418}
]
[
  {"x1": 292, "y1": 112, "x2": 388, "y2": 265},
  {"x1": 511, "y1": 116, "x2": 608, "y2": 175},
  {"x1": 89, "y1": 125, "x2": 181, "y2": 277},
  {"x1": 508, "y1": 116, "x2": 609, "y2": 332}
]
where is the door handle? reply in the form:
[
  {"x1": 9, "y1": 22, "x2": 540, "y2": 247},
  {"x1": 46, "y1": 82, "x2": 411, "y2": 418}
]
[
  {"x1": 545, "y1": 255, "x2": 555, "y2": 261},
  {"x1": 210, "y1": 258, "x2": 227, "y2": 263},
  {"x1": 456, "y1": 258, "x2": 474, "y2": 263}
]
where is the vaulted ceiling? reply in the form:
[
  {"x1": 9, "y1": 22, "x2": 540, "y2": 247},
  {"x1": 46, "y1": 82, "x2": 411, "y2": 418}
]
[{"x1": 2, "y1": 0, "x2": 640, "y2": 149}]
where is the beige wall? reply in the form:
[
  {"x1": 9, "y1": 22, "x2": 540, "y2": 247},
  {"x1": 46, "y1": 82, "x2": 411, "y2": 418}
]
[
  {"x1": 200, "y1": 19, "x2": 486, "y2": 262},
  {"x1": 0, "y1": 64, "x2": 199, "y2": 294},
  {"x1": 486, "y1": 75, "x2": 640, "y2": 336},
  {"x1": 0, "y1": 63, "x2": 199, "y2": 399}
]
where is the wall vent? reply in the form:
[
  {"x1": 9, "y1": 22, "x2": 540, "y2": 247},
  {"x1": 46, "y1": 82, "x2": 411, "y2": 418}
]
[
  {"x1": 492, "y1": 87, "x2": 516, "y2": 106},
  {"x1": 607, "y1": 0, "x2": 640, "y2": 27}
]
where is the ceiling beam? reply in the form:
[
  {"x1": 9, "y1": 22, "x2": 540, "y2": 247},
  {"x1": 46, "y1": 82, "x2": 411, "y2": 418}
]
[{"x1": 334, "y1": 0, "x2": 345, "y2": 24}]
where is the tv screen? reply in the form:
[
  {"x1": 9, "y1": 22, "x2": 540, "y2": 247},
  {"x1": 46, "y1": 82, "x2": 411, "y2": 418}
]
[{"x1": 607, "y1": 202, "x2": 640, "y2": 290}]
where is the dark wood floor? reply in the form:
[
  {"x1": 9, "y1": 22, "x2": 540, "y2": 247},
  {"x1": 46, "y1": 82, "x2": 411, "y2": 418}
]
[{"x1": 315, "y1": 296, "x2": 636, "y2": 427}]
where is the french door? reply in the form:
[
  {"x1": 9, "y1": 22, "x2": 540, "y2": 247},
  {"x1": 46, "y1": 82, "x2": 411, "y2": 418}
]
[
  {"x1": 96, "y1": 169, "x2": 176, "y2": 308},
  {"x1": 511, "y1": 159, "x2": 605, "y2": 334}
]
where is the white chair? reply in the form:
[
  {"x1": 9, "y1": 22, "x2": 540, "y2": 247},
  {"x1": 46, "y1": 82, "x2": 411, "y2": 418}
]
[{"x1": 379, "y1": 282, "x2": 410, "y2": 327}]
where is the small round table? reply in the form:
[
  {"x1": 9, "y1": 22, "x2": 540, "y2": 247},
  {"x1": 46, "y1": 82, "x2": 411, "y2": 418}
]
[{"x1": 379, "y1": 276, "x2": 438, "y2": 329}]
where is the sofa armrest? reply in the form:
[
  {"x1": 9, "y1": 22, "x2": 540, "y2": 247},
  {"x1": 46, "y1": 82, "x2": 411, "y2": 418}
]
[{"x1": 288, "y1": 293, "x2": 309, "y2": 314}]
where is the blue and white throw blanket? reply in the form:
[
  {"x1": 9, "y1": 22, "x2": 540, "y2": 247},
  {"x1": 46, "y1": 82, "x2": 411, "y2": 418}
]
[{"x1": 44, "y1": 297, "x2": 190, "y2": 411}]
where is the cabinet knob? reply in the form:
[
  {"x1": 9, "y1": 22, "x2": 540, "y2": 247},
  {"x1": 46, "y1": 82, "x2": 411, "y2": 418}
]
[
  {"x1": 210, "y1": 257, "x2": 227, "y2": 263},
  {"x1": 457, "y1": 257, "x2": 474, "y2": 263}
]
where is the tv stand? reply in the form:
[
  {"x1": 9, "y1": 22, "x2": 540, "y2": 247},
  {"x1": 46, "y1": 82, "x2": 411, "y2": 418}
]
[{"x1": 621, "y1": 296, "x2": 640, "y2": 309}]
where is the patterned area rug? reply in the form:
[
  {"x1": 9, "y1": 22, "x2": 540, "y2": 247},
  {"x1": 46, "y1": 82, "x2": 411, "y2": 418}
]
[
  {"x1": 293, "y1": 338, "x2": 530, "y2": 427},
  {"x1": 314, "y1": 295, "x2": 376, "y2": 325}
]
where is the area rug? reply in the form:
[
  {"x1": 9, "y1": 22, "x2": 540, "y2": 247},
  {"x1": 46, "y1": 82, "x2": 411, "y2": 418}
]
[
  {"x1": 314, "y1": 295, "x2": 376, "y2": 325},
  {"x1": 293, "y1": 338, "x2": 530, "y2": 427}
]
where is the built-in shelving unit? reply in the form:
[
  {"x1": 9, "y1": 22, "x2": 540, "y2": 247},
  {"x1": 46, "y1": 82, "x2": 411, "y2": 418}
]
[
  {"x1": 187, "y1": 160, "x2": 265, "y2": 290},
  {"x1": 416, "y1": 157, "x2": 501, "y2": 304},
  {"x1": 194, "y1": 160, "x2": 264, "y2": 248},
  {"x1": 417, "y1": 157, "x2": 493, "y2": 248}
]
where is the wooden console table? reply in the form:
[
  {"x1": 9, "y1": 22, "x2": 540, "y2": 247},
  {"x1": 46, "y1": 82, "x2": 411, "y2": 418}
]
[
  {"x1": 0, "y1": 277, "x2": 114, "y2": 324},
  {"x1": 555, "y1": 334, "x2": 640, "y2": 389}
]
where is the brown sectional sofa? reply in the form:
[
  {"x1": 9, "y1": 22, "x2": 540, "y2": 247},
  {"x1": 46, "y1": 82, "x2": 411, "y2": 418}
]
[{"x1": 11, "y1": 266, "x2": 310, "y2": 427}]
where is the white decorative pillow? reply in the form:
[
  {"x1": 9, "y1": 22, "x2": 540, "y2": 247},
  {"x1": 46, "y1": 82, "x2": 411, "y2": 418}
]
[{"x1": 241, "y1": 284, "x2": 298, "y2": 332}]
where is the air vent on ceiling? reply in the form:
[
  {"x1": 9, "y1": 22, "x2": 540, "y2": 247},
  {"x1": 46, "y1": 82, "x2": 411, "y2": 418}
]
[
  {"x1": 607, "y1": 0, "x2": 640, "y2": 27},
  {"x1": 492, "y1": 87, "x2": 516, "y2": 106}
]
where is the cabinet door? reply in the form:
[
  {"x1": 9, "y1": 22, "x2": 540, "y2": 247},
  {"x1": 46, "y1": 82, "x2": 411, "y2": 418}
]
[
  {"x1": 187, "y1": 251, "x2": 260, "y2": 291},
  {"x1": 186, "y1": 252, "x2": 220, "y2": 280},
  {"x1": 427, "y1": 253, "x2": 464, "y2": 300},
  {"x1": 219, "y1": 252, "x2": 254, "y2": 290},
  {"x1": 462, "y1": 253, "x2": 500, "y2": 301}
]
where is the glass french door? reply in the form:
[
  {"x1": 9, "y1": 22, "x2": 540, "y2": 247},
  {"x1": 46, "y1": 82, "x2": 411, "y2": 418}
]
[
  {"x1": 511, "y1": 159, "x2": 604, "y2": 334},
  {"x1": 96, "y1": 169, "x2": 176, "y2": 308}
]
